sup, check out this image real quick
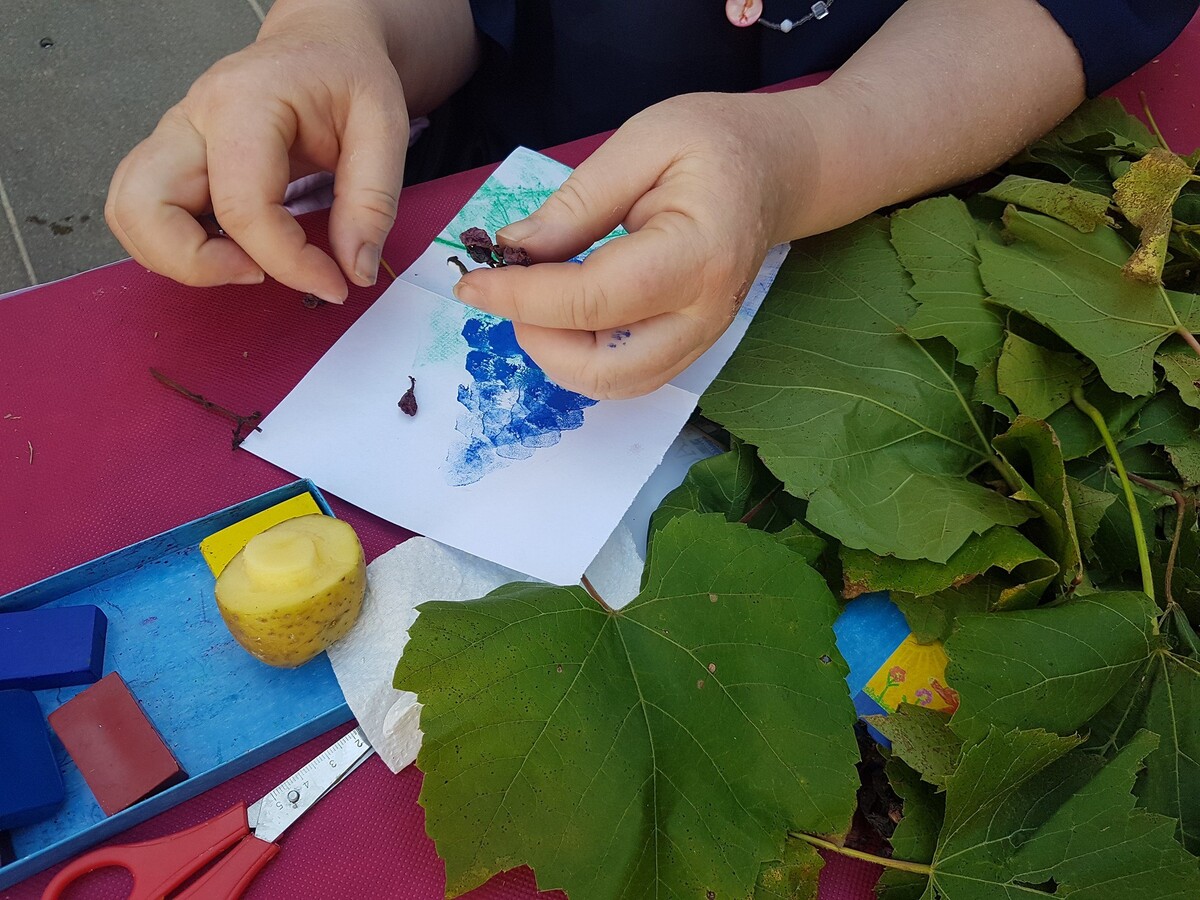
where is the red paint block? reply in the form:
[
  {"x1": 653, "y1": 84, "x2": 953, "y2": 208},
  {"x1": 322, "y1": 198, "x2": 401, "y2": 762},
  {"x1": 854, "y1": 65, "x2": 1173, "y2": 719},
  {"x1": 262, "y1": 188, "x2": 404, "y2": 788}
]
[{"x1": 48, "y1": 672, "x2": 187, "y2": 816}]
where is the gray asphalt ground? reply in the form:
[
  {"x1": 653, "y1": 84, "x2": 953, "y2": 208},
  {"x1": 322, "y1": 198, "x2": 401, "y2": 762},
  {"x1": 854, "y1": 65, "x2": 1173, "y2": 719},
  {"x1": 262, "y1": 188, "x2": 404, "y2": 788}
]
[{"x1": 0, "y1": 1, "x2": 273, "y2": 294}]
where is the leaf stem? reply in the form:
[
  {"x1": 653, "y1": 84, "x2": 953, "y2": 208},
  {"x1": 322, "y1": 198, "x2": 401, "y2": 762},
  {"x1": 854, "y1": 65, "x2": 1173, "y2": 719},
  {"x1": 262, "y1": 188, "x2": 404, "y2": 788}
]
[
  {"x1": 580, "y1": 574, "x2": 615, "y2": 613},
  {"x1": 1175, "y1": 326, "x2": 1200, "y2": 359},
  {"x1": 788, "y1": 832, "x2": 932, "y2": 876},
  {"x1": 1164, "y1": 492, "x2": 1189, "y2": 611},
  {"x1": 1072, "y1": 388, "x2": 1154, "y2": 601},
  {"x1": 1139, "y1": 91, "x2": 1170, "y2": 151}
]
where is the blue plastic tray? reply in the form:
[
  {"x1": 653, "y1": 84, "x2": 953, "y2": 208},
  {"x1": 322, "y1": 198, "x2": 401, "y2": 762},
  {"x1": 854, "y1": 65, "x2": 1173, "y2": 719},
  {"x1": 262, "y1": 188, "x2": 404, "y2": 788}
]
[{"x1": 0, "y1": 480, "x2": 352, "y2": 889}]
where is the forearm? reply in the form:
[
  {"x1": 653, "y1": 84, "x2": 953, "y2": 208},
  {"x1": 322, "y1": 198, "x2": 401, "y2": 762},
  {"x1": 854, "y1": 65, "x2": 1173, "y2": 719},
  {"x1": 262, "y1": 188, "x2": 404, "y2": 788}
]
[
  {"x1": 767, "y1": 0, "x2": 1087, "y2": 241},
  {"x1": 260, "y1": 0, "x2": 480, "y2": 116}
]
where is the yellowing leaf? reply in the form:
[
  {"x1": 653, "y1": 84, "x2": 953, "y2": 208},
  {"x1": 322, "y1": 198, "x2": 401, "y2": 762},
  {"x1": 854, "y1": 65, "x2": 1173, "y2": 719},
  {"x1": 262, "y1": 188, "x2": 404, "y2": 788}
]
[
  {"x1": 983, "y1": 175, "x2": 1111, "y2": 232},
  {"x1": 1113, "y1": 148, "x2": 1195, "y2": 284},
  {"x1": 979, "y1": 208, "x2": 1200, "y2": 397}
]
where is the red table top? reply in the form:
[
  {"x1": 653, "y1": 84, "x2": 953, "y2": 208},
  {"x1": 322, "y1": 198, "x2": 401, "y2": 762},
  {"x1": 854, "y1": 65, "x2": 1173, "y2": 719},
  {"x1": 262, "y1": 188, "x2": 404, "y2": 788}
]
[{"x1": 4, "y1": 20, "x2": 1199, "y2": 897}]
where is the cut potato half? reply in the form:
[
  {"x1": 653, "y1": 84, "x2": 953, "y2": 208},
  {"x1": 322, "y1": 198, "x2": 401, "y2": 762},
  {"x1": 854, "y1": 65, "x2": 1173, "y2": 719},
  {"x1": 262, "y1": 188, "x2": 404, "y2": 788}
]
[{"x1": 215, "y1": 514, "x2": 366, "y2": 668}]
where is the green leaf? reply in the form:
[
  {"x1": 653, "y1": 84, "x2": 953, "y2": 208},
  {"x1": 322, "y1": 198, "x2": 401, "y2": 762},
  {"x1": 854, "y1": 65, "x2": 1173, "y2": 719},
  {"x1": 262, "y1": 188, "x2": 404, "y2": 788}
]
[
  {"x1": 648, "y1": 441, "x2": 828, "y2": 571},
  {"x1": 1113, "y1": 148, "x2": 1196, "y2": 284},
  {"x1": 891, "y1": 197, "x2": 1004, "y2": 370},
  {"x1": 1088, "y1": 610, "x2": 1200, "y2": 852},
  {"x1": 1069, "y1": 460, "x2": 1175, "y2": 580},
  {"x1": 992, "y1": 416, "x2": 1084, "y2": 592},
  {"x1": 877, "y1": 758, "x2": 944, "y2": 900},
  {"x1": 1065, "y1": 475, "x2": 1116, "y2": 558},
  {"x1": 979, "y1": 208, "x2": 1200, "y2": 398},
  {"x1": 753, "y1": 840, "x2": 823, "y2": 900},
  {"x1": 996, "y1": 333, "x2": 1092, "y2": 420},
  {"x1": 943, "y1": 592, "x2": 1158, "y2": 744},
  {"x1": 917, "y1": 727, "x2": 1199, "y2": 898},
  {"x1": 864, "y1": 704, "x2": 962, "y2": 788},
  {"x1": 841, "y1": 526, "x2": 1054, "y2": 604},
  {"x1": 703, "y1": 218, "x2": 1029, "y2": 563},
  {"x1": 970, "y1": 357, "x2": 1017, "y2": 419},
  {"x1": 1119, "y1": 391, "x2": 1200, "y2": 486},
  {"x1": 983, "y1": 175, "x2": 1112, "y2": 232},
  {"x1": 1157, "y1": 340, "x2": 1200, "y2": 410},
  {"x1": 892, "y1": 583, "x2": 991, "y2": 645},
  {"x1": 395, "y1": 513, "x2": 860, "y2": 899},
  {"x1": 1034, "y1": 97, "x2": 1158, "y2": 156}
]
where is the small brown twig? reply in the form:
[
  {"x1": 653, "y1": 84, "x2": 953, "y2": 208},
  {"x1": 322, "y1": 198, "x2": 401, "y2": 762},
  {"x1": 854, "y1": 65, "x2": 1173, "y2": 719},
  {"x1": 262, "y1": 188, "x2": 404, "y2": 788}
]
[
  {"x1": 580, "y1": 574, "x2": 615, "y2": 613},
  {"x1": 150, "y1": 368, "x2": 263, "y2": 449},
  {"x1": 380, "y1": 257, "x2": 399, "y2": 282},
  {"x1": 447, "y1": 256, "x2": 470, "y2": 278},
  {"x1": 1124, "y1": 471, "x2": 1193, "y2": 611},
  {"x1": 1139, "y1": 91, "x2": 1171, "y2": 152}
]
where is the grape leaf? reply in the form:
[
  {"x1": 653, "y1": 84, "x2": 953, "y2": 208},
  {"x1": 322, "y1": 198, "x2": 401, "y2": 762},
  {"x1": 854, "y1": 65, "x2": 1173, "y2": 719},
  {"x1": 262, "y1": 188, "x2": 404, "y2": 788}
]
[
  {"x1": 876, "y1": 758, "x2": 944, "y2": 900},
  {"x1": 909, "y1": 727, "x2": 1199, "y2": 899},
  {"x1": 1068, "y1": 460, "x2": 1175, "y2": 579},
  {"x1": 1157, "y1": 340, "x2": 1200, "y2": 410},
  {"x1": 971, "y1": 357, "x2": 1017, "y2": 419},
  {"x1": 943, "y1": 592, "x2": 1158, "y2": 744},
  {"x1": 992, "y1": 416, "x2": 1084, "y2": 592},
  {"x1": 1064, "y1": 475, "x2": 1116, "y2": 558},
  {"x1": 891, "y1": 197, "x2": 1004, "y2": 370},
  {"x1": 648, "y1": 441, "x2": 828, "y2": 571},
  {"x1": 1033, "y1": 97, "x2": 1158, "y2": 156},
  {"x1": 983, "y1": 175, "x2": 1111, "y2": 232},
  {"x1": 995, "y1": 333, "x2": 1091, "y2": 420},
  {"x1": 702, "y1": 218, "x2": 1029, "y2": 563},
  {"x1": 753, "y1": 840, "x2": 823, "y2": 900},
  {"x1": 979, "y1": 208, "x2": 1200, "y2": 397},
  {"x1": 863, "y1": 705, "x2": 961, "y2": 788},
  {"x1": 892, "y1": 585, "x2": 990, "y2": 645},
  {"x1": 395, "y1": 512, "x2": 860, "y2": 899},
  {"x1": 1113, "y1": 148, "x2": 1196, "y2": 284},
  {"x1": 1087, "y1": 608, "x2": 1200, "y2": 852},
  {"x1": 841, "y1": 526, "x2": 1055, "y2": 604},
  {"x1": 1118, "y1": 390, "x2": 1200, "y2": 484}
]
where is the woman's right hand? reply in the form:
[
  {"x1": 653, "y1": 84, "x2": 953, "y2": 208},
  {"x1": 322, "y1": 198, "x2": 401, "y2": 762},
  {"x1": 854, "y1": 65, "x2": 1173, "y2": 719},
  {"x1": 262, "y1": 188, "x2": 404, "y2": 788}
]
[{"x1": 105, "y1": 4, "x2": 409, "y2": 302}]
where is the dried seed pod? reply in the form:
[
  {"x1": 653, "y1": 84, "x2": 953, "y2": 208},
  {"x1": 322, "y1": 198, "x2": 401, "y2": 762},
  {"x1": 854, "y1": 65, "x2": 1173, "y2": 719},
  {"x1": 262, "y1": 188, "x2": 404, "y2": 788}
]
[{"x1": 398, "y1": 376, "x2": 418, "y2": 417}]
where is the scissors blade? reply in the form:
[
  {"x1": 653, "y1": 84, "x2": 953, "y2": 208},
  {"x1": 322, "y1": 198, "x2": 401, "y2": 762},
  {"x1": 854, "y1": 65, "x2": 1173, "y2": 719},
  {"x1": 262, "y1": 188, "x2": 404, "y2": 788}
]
[{"x1": 249, "y1": 727, "x2": 375, "y2": 843}]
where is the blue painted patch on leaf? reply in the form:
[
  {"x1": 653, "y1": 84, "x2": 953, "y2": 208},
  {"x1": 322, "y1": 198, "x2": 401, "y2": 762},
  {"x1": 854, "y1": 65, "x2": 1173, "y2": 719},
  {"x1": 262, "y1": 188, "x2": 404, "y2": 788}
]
[{"x1": 446, "y1": 317, "x2": 597, "y2": 485}]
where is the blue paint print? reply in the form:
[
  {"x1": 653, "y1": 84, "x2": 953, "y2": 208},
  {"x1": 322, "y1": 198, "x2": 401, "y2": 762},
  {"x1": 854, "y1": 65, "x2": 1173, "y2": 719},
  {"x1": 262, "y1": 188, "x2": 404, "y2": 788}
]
[{"x1": 446, "y1": 317, "x2": 597, "y2": 486}]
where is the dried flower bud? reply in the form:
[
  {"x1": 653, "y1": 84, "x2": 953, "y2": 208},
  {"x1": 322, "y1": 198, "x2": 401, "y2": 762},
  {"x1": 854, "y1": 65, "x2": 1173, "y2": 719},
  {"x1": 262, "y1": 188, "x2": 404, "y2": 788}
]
[
  {"x1": 500, "y1": 245, "x2": 533, "y2": 267},
  {"x1": 460, "y1": 228, "x2": 496, "y2": 265}
]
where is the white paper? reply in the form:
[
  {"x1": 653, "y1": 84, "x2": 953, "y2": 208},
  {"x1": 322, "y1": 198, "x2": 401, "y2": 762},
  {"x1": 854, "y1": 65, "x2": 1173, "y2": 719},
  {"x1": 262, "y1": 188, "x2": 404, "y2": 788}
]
[{"x1": 244, "y1": 147, "x2": 785, "y2": 584}]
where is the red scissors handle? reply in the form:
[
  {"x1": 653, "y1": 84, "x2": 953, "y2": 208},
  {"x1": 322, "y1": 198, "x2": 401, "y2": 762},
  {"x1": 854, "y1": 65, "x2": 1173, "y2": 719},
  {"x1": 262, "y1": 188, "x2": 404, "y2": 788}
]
[{"x1": 42, "y1": 803, "x2": 279, "y2": 900}]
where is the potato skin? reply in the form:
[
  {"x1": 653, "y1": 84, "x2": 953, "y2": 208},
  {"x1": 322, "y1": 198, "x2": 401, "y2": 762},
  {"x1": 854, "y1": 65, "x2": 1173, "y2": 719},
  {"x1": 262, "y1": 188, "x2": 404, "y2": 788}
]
[{"x1": 215, "y1": 517, "x2": 366, "y2": 668}]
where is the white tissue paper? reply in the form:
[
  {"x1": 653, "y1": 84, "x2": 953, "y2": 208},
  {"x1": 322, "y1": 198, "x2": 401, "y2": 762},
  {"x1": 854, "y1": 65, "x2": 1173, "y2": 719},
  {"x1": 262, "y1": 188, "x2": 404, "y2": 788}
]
[{"x1": 326, "y1": 426, "x2": 721, "y2": 772}]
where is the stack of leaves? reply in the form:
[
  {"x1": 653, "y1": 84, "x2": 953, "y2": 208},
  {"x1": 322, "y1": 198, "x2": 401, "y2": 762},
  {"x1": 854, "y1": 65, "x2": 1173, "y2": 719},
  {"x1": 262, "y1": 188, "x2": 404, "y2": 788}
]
[{"x1": 394, "y1": 99, "x2": 1200, "y2": 899}]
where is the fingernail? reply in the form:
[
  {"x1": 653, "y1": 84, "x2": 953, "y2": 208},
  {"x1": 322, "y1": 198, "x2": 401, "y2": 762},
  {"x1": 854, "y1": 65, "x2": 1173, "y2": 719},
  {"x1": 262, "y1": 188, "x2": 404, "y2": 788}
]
[
  {"x1": 355, "y1": 243, "x2": 380, "y2": 286},
  {"x1": 452, "y1": 279, "x2": 482, "y2": 307},
  {"x1": 231, "y1": 270, "x2": 264, "y2": 285},
  {"x1": 498, "y1": 218, "x2": 539, "y2": 244}
]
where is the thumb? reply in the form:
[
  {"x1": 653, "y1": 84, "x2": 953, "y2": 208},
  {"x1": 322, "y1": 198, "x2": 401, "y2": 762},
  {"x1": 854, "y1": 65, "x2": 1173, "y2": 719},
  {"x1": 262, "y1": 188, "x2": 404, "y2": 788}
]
[
  {"x1": 497, "y1": 133, "x2": 666, "y2": 262},
  {"x1": 328, "y1": 88, "x2": 408, "y2": 288}
]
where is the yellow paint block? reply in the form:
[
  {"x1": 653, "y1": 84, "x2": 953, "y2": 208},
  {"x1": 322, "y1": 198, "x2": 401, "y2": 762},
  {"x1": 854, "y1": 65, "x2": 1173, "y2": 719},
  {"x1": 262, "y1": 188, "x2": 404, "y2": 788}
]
[{"x1": 200, "y1": 493, "x2": 324, "y2": 577}]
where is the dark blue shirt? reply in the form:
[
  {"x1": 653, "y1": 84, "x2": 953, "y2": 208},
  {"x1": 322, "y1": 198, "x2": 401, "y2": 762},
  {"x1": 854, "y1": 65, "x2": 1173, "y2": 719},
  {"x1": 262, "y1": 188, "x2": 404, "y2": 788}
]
[{"x1": 406, "y1": 1, "x2": 1198, "y2": 181}]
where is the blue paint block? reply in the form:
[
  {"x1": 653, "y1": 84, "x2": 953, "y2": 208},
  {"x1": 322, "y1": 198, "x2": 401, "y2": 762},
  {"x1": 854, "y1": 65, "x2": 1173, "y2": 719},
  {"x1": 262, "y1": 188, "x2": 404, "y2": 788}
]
[
  {"x1": 0, "y1": 605, "x2": 107, "y2": 690},
  {"x1": 0, "y1": 690, "x2": 64, "y2": 830}
]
